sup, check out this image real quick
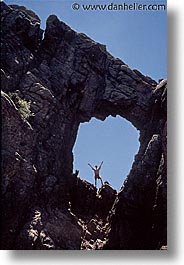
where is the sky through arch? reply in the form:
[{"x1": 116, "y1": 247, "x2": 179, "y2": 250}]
[{"x1": 73, "y1": 116, "x2": 140, "y2": 190}]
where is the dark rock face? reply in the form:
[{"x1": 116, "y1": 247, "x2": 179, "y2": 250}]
[{"x1": 1, "y1": 2, "x2": 167, "y2": 249}]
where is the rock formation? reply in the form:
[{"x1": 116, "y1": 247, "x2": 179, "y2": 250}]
[{"x1": 0, "y1": 2, "x2": 167, "y2": 250}]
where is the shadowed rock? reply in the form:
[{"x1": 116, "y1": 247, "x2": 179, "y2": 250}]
[{"x1": 1, "y1": 2, "x2": 167, "y2": 250}]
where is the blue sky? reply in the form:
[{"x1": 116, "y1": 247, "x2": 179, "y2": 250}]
[{"x1": 5, "y1": 0, "x2": 167, "y2": 190}]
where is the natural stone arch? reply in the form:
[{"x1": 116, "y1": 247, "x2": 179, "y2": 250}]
[
  {"x1": 40, "y1": 15, "x2": 166, "y2": 249},
  {"x1": 36, "y1": 15, "x2": 159, "y2": 180},
  {"x1": 1, "y1": 2, "x2": 167, "y2": 249}
]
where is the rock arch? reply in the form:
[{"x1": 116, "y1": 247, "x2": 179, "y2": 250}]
[{"x1": 1, "y1": 2, "x2": 167, "y2": 249}]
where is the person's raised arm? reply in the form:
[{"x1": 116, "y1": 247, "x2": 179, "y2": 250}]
[
  {"x1": 88, "y1": 163, "x2": 95, "y2": 170},
  {"x1": 98, "y1": 161, "x2": 103, "y2": 170}
]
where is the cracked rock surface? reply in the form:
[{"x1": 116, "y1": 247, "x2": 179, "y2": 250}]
[{"x1": 1, "y1": 2, "x2": 167, "y2": 250}]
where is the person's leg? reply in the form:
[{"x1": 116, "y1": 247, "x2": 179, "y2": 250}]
[{"x1": 95, "y1": 177, "x2": 97, "y2": 188}]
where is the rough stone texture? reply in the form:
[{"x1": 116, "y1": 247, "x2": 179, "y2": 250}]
[{"x1": 1, "y1": 2, "x2": 167, "y2": 249}]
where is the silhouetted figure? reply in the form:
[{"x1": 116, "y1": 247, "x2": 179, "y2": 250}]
[
  {"x1": 88, "y1": 161, "x2": 103, "y2": 188},
  {"x1": 73, "y1": 170, "x2": 80, "y2": 185},
  {"x1": 73, "y1": 169, "x2": 79, "y2": 178}
]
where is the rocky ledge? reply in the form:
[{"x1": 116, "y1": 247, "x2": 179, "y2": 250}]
[{"x1": 1, "y1": 2, "x2": 167, "y2": 250}]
